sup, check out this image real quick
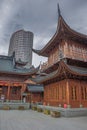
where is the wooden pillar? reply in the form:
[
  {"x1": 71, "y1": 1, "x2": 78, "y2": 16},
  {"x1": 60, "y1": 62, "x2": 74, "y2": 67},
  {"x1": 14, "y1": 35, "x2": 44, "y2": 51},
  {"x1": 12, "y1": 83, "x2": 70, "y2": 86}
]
[
  {"x1": 66, "y1": 79, "x2": 70, "y2": 106},
  {"x1": 7, "y1": 83, "x2": 11, "y2": 101},
  {"x1": 79, "y1": 81, "x2": 82, "y2": 106},
  {"x1": 21, "y1": 83, "x2": 25, "y2": 102},
  {"x1": 21, "y1": 85, "x2": 23, "y2": 102}
]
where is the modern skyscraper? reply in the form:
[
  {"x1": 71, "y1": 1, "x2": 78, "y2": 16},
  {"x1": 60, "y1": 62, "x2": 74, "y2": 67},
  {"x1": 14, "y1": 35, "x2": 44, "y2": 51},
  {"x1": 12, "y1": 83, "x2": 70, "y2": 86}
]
[{"x1": 8, "y1": 30, "x2": 33, "y2": 68}]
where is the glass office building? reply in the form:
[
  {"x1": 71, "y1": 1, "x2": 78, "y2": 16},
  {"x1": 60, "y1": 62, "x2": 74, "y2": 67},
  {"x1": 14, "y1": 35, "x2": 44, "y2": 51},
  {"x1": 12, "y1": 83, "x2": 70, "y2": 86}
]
[{"x1": 8, "y1": 30, "x2": 33, "y2": 68}]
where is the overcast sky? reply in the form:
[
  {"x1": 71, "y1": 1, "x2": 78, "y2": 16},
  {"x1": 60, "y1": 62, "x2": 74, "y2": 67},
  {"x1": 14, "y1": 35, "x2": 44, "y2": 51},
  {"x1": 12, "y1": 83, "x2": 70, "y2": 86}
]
[{"x1": 0, "y1": 0, "x2": 87, "y2": 67}]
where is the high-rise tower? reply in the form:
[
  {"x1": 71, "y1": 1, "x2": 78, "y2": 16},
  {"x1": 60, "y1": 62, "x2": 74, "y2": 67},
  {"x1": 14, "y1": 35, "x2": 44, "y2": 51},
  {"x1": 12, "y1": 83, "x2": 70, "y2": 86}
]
[{"x1": 8, "y1": 30, "x2": 33, "y2": 68}]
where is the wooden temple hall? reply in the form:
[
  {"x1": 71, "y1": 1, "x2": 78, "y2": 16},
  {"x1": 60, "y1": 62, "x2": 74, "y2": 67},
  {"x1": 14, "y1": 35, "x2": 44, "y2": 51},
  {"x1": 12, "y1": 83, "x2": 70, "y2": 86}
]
[
  {"x1": 32, "y1": 5, "x2": 87, "y2": 108},
  {"x1": 0, "y1": 54, "x2": 44, "y2": 103}
]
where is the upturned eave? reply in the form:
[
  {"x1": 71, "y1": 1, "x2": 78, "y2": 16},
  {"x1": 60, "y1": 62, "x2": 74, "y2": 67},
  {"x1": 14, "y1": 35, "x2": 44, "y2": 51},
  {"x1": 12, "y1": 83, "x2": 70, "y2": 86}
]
[
  {"x1": 33, "y1": 14, "x2": 87, "y2": 57},
  {"x1": 31, "y1": 61, "x2": 87, "y2": 84}
]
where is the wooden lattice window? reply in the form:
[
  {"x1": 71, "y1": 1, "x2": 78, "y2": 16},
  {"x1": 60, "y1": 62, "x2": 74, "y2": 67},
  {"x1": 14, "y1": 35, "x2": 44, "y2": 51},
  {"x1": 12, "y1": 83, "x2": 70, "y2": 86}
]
[
  {"x1": 81, "y1": 86, "x2": 87, "y2": 100},
  {"x1": 71, "y1": 86, "x2": 77, "y2": 100},
  {"x1": 11, "y1": 87, "x2": 17, "y2": 94},
  {"x1": 56, "y1": 86, "x2": 59, "y2": 100},
  {"x1": 48, "y1": 86, "x2": 50, "y2": 98},
  {"x1": 62, "y1": 86, "x2": 66, "y2": 100},
  {"x1": 81, "y1": 86, "x2": 84, "y2": 100},
  {"x1": 2, "y1": 86, "x2": 7, "y2": 94},
  {"x1": 85, "y1": 87, "x2": 87, "y2": 100}
]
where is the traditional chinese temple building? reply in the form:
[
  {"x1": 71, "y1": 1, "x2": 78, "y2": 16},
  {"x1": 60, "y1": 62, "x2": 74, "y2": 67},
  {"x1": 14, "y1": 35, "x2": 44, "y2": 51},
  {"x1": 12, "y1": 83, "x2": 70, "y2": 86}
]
[
  {"x1": 0, "y1": 53, "x2": 43, "y2": 103},
  {"x1": 32, "y1": 6, "x2": 87, "y2": 108},
  {"x1": 24, "y1": 84, "x2": 44, "y2": 103}
]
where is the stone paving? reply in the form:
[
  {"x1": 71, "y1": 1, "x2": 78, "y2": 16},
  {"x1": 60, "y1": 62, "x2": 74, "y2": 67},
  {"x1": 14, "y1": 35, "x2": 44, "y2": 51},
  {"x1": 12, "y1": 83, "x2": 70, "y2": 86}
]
[{"x1": 0, "y1": 110, "x2": 87, "y2": 130}]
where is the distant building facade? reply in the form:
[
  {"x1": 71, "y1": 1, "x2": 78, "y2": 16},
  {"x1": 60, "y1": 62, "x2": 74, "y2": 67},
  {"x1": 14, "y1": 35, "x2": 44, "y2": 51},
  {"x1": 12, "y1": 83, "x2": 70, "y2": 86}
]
[{"x1": 8, "y1": 30, "x2": 33, "y2": 68}]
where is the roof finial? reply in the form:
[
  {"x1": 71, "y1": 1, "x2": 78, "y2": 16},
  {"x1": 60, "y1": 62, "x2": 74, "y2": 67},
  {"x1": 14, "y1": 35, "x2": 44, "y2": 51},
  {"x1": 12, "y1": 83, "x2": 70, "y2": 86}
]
[{"x1": 57, "y1": 3, "x2": 61, "y2": 17}]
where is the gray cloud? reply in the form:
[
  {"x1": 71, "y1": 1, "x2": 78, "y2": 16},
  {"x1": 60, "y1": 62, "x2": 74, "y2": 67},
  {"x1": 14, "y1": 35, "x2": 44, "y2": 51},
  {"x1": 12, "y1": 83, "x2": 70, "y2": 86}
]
[{"x1": 0, "y1": 0, "x2": 87, "y2": 66}]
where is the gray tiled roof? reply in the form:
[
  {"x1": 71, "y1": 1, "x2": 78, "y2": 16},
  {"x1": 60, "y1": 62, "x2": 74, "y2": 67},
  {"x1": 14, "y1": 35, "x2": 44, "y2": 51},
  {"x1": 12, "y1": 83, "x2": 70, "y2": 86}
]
[
  {"x1": 31, "y1": 70, "x2": 58, "y2": 83},
  {"x1": 31, "y1": 61, "x2": 87, "y2": 83},
  {"x1": 0, "y1": 55, "x2": 39, "y2": 74},
  {"x1": 0, "y1": 56, "x2": 14, "y2": 72},
  {"x1": 27, "y1": 84, "x2": 44, "y2": 92},
  {"x1": 68, "y1": 65, "x2": 87, "y2": 74}
]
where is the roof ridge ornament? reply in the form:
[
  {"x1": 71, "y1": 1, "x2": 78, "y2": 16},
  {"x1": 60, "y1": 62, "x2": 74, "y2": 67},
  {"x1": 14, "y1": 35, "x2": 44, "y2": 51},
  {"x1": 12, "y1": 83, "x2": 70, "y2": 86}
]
[{"x1": 57, "y1": 3, "x2": 61, "y2": 17}]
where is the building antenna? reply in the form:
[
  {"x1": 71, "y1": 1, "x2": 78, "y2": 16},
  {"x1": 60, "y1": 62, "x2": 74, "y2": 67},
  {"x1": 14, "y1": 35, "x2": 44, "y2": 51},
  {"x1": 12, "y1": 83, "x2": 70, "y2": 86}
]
[{"x1": 57, "y1": 3, "x2": 61, "y2": 17}]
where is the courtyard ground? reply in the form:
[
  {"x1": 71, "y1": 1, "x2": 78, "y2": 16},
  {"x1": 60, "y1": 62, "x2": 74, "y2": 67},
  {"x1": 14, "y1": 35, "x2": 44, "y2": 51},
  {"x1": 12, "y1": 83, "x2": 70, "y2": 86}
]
[{"x1": 0, "y1": 110, "x2": 87, "y2": 130}]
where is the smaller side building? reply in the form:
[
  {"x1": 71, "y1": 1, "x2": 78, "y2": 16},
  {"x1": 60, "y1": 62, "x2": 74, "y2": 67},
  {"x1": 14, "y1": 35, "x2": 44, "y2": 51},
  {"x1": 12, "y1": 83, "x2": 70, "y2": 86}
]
[
  {"x1": 22, "y1": 84, "x2": 44, "y2": 103},
  {"x1": 0, "y1": 54, "x2": 43, "y2": 103}
]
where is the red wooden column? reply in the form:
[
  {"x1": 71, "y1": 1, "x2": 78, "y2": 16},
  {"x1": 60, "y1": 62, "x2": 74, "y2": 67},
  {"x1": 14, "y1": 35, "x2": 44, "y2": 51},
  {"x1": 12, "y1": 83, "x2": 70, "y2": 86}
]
[
  {"x1": 79, "y1": 81, "x2": 82, "y2": 107},
  {"x1": 21, "y1": 83, "x2": 26, "y2": 101},
  {"x1": 7, "y1": 83, "x2": 11, "y2": 101},
  {"x1": 66, "y1": 79, "x2": 70, "y2": 107}
]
